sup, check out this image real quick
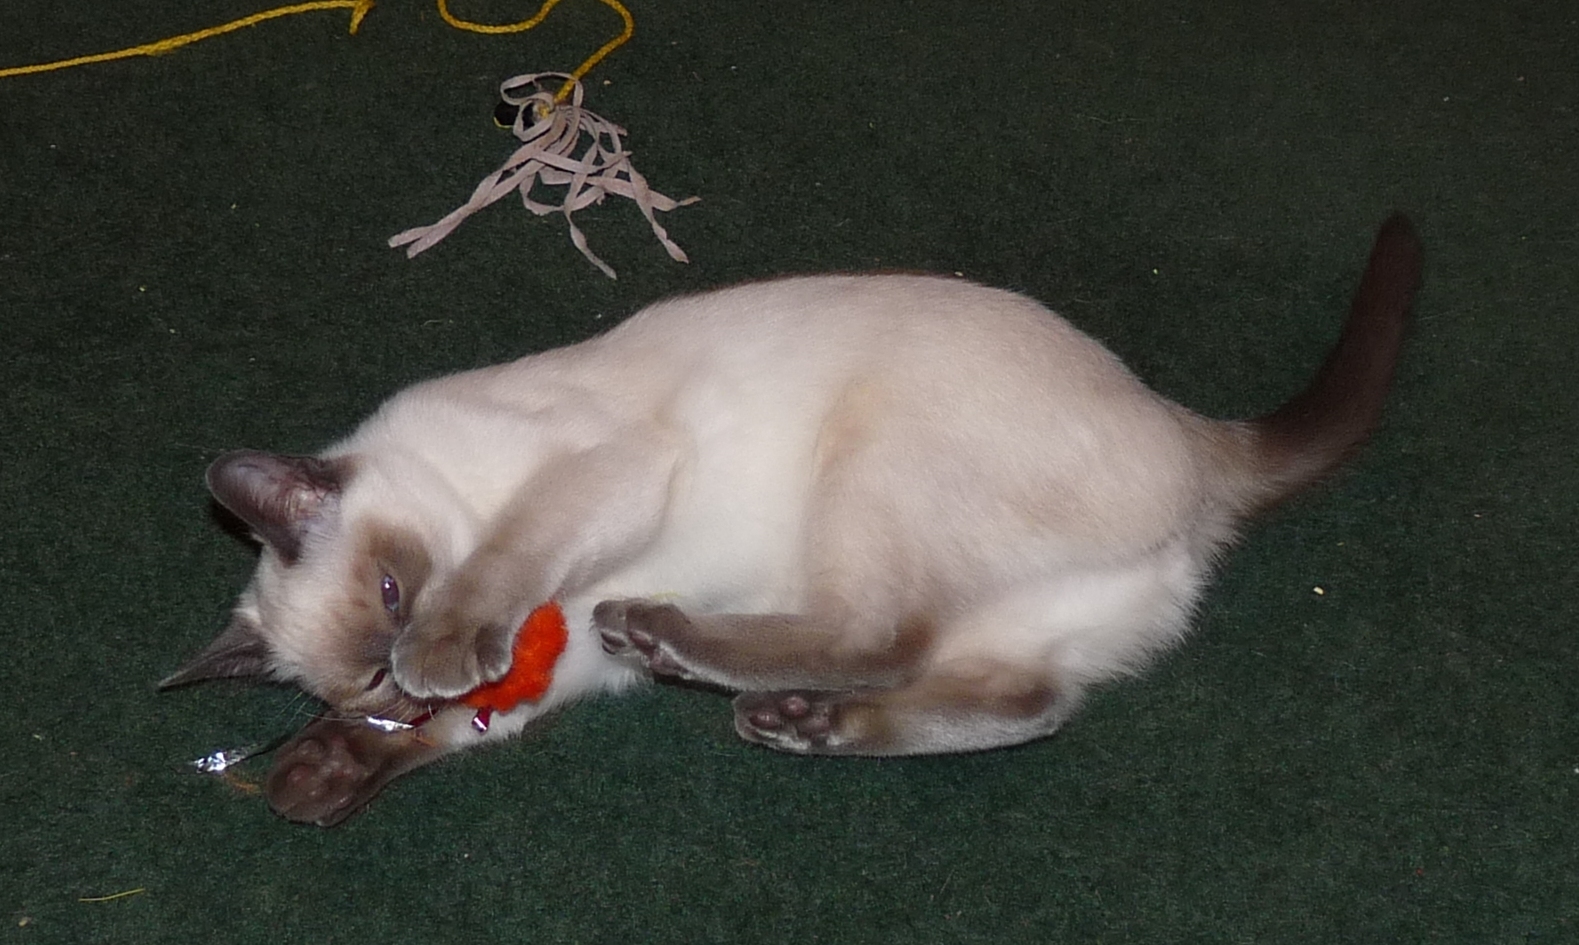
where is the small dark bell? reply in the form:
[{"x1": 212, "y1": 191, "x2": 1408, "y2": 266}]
[{"x1": 493, "y1": 100, "x2": 523, "y2": 129}]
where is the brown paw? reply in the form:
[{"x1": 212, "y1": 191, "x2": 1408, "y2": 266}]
[
  {"x1": 733, "y1": 690, "x2": 851, "y2": 754},
  {"x1": 264, "y1": 718, "x2": 421, "y2": 826},
  {"x1": 592, "y1": 599, "x2": 696, "y2": 679},
  {"x1": 390, "y1": 607, "x2": 515, "y2": 700}
]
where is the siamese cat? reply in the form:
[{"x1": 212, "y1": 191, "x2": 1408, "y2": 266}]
[{"x1": 163, "y1": 216, "x2": 1421, "y2": 826}]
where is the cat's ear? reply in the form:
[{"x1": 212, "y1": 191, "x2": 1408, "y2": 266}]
[
  {"x1": 207, "y1": 450, "x2": 352, "y2": 564},
  {"x1": 158, "y1": 614, "x2": 272, "y2": 688}
]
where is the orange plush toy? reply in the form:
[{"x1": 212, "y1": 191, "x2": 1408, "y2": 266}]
[{"x1": 458, "y1": 601, "x2": 570, "y2": 733}]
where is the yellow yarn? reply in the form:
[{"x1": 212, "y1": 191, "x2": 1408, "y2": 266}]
[
  {"x1": 435, "y1": 0, "x2": 563, "y2": 34},
  {"x1": 0, "y1": 1, "x2": 374, "y2": 79},
  {"x1": 437, "y1": 0, "x2": 633, "y2": 104},
  {"x1": 0, "y1": 0, "x2": 634, "y2": 97}
]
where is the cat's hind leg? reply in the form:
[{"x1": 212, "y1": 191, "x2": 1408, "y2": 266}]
[
  {"x1": 593, "y1": 598, "x2": 933, "y2": 691},
  {"x1": 730, "y1": 658, "x2": 1077, "y2": 755},
  {"x1": 594, "y1": 599, "x2": 1076, "y2": 755},
  {"x1": 604, "y1": 547, "x2": 1206, "y2": 755}
]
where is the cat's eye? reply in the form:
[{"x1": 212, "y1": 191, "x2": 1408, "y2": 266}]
[
  {"x1": 366, "y1": 668, "x2": 388, "y2": 691},
  {"x1": 380, "y1": 574, "x2": 400, "y2": 613}
]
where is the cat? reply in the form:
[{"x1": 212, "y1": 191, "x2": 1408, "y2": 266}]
[{"x1": 162, "y1": 216, "x2": 1421, "y2": 826}]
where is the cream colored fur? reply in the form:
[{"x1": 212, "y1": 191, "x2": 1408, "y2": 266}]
[
  {"x1": 169, "y1": 218, "x2": 1420, "y2": 823},
  {"x1": 270, "y1": 277, "x2": 1248, "y2": 742}
]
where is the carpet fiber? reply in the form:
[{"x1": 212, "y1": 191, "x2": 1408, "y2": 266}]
[{"x1": 2, "y1": 1, "x2": 1574, "y2": 941}]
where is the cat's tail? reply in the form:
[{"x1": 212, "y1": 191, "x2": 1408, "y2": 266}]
[{"x1": 1227, "y1": 214, "x2": 1423, "y2": 513}]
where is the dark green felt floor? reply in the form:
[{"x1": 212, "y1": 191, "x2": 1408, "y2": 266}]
[{"x1": 2, "y1": 1, "x2": 1575, "y2": 942}]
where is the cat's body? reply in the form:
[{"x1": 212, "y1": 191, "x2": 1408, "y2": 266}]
[{"x1": 165, "y1": 217, "x2": 1421, "y2": 826}]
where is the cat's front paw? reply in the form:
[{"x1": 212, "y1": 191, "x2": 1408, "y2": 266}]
[
  {"x1": 265, "y1": 717, "x2": 430, "y2": 826},
  {"x1": 592, "y1": 598, "x2": 697, "y2": 679},
  {"x1": 390, "y1": 605, "x2": 516, "y2": 700}
]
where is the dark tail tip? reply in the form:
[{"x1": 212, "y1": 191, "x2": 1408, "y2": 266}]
[{"x1": 1248, "y1": 214, "x2": 1423, "y2": 506}]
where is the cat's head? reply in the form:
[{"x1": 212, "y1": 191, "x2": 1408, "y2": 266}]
[{"x1": 162, "y1": 450, "x2": 463, "y2": 720}]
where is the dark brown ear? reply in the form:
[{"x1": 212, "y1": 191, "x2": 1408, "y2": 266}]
[
  {"x1": 159, "y1": 615, "x2": 272, "y2": 689},
  {"x1": 207, "y1": 450, "x2": 351, "y2": 564}
]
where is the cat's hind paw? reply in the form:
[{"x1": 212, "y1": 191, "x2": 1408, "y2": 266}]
[
  {"x1": 592, "y1": 598, "x2": 698, "y2": 680},
  {"x1": 733, "y1": 690, "x2": 851, "y2": 754}
]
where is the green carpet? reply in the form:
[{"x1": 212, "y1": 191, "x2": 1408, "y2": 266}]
[{"x1": 3, "y1": 0, "x2": 1574, "y2": 941}]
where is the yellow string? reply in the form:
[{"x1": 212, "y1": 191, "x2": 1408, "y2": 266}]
[
  {"x1": 0, "y1": 1, "x2": 374, "y2": 79},
  {"x1": 436, "y1": 0, "x2": 633, "y2": 103},
  {"x1": 434, "y1": 0, "x2": 564, "y2": 34},
  {"x1": 0, "y1": 0, "x2": 634, "y2": 101}
]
